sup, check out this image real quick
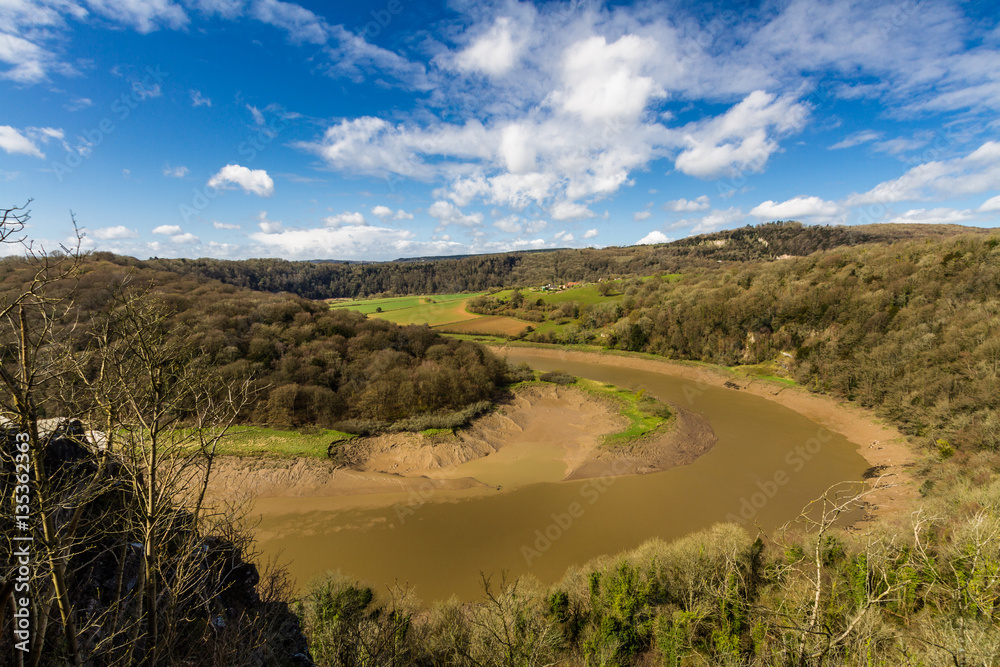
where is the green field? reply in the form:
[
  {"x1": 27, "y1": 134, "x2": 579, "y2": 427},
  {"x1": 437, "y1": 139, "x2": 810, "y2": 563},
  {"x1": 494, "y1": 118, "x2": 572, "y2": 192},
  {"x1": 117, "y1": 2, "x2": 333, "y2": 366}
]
[
  {"x1": 214, "y1": 426, "x2": 356, "y2": 458},
  {"x1": 329, "y1": 292, "x2": 474, "y2": 315}
]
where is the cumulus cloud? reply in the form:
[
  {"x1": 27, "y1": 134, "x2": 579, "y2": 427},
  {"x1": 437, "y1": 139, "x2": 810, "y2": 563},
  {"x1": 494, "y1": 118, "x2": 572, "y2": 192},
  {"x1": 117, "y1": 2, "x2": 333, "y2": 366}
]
[
  {"x1": 583, "y1": 228, "x2": 599, "y2": 239},
  {"x1": 207, "y1": 164, "x2": 275, "y2": 196},
  {"x1": 324, "y1": 211, "x2": 366, "y2": 227},
  {"x1": 428, "y1": 200, "x2": 483, "y2": 228},
  {"x1": 90, "y1": 225, "x2": 139, "y2": 240},
  {"x1": 163, "y1": 164, "x2": 189, "y2": 178},
  {"x1": 454, "y1": 17, "x2": 525, "y2": 76},
  {"x1": 633, "y1": 210, "x2": 652, "y2": 221},
  {"x1": 980, "y1": 194, "x2": 1000, "y2": 212},
  {"x1": 171, "y1": 232, "x2": 200, "y2": 244},
  {"x1": 674, "y1": 91, "x2": 809, "y2": 179},
  {"x1": 664, "y1": 196, "x2": 710, "y2": 212},
  {"x1": 213, "y1": 221, "x2": 241, "y2": 230},
  {"x1": 885, "y1": 208, "x2": 975, "y2": 225},
  {"x1": 493, "y1": 216, "x2": 523, "y2": 233},
  {"x1": 249, "y1": 224, "x2": 423, "y2": 260},
  {"x1": 371, "y1": 205, "x2": 413, "y2": 221},
  {"x1": 637, "y1": 230, "x2": 670, "y2": 245},
  {"x1": 256, "y1": 211, "x2": 283, "y2": 233},
  {"x1": 550, "y1": 202, "x2": 594, "y2": 221},
  {"x1": 153, "y1": 225, "x2": 183, "y2": 235},
  {"x1": 750, "y1": 196, "x2": 841, "y2": 220}
]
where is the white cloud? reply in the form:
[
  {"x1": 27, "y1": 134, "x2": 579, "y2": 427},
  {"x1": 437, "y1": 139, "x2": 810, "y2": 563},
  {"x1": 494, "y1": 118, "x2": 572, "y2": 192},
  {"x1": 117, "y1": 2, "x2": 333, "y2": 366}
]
[
  {"x1": 555, "y1": 34, "x2": 663, "y2": 124},
  {"x1": 171, "y1": 232, "x2": 200, "y2": 244},
  {"x1": 0, "y1": 125, "x2": 44, "y2": 158},
  {"x1": 829, "y1": 130, "x2": 883, "y2": 150},
  {"x1": 665, "y1": 196, "x2": 710, "y2": 212},
  {"x1": 0, "y1": 32, "x2": 54, "y2": 83},
  {"x1": 207, "y1": 163, "x2": 275, "y2": 196},
  {"x1": 153, "y1": 225, "x2": 183, "y2": 235},
  {"x1": 750, "y1": 196, "x2": 840, "y2": 220},
  {"x1": 247, "y1": 104, "x2": 265, "y2": 126},
  {"x1": 249, "y1": 0, "x2": 328, "y2": 44},
  {"x1": 213, "y1": 221, "x2": 241, "y2": 230},
  {"x1": 493, "y1": 216, "x2": 522, "y2": 233},
  {"x1": 847, "y1": 141, "x2": 1000, "y2": 206},
  {"x1": 583, "y1": 228, "x2": 599, "y2": 239},
  {"x1": 256, "y1": 211, "x2": 283, "y2": 233},
  {"x1": 428, "y1": 200, "x2": 483, "y2": 227},
  {"x1": 637, "y1": 230, "x2": 669, "y2": 245},
  {"x1": 674, "y1": 91, "x2": 809, "y2": 179},
  {"x1": 249, "y1": 224, "x2": 423, "y2": 260},
  {"x1": 371, "y1": 205, "x2": 413, "y2": 221},
  {"x1": 553, "y1": 230, "x2": 574, "y2": 243},
  {"x1": 885, "y1": 208, "x2": 975, "y2": 225},
  {"x1": 163, "y1": 164, "x2": 189, "y2": 178},
  {"x1": 90, "y1": 225, "x2": 139, "y2": 240},
  {"x1": 678, "y1": 207, "x2": 747, "y2": 235},
  {"x1": 550, "y1": 201, "x2": 594, "y2": 221},
  {"x1": 83, "y1": 0, "x2": 188, "y2": 33},
  {"x1": 633, "y1": 210, "x2": 652, "y2": 221},
  {"x1": 190, "y1": 89, "x2": 211, "y2": 107},
  {"x1": 980, "y1": 195, "x2": 1000, "y2": 212},
  {"x1": 455, "y1": 17, "x2": 524, "y2": 76},
  {"x1": 324, "y1": 211, "x2": 366, "y2": 227},
  {"x1": 66, "y1": 97, "x2": 93, "y2": 111}
]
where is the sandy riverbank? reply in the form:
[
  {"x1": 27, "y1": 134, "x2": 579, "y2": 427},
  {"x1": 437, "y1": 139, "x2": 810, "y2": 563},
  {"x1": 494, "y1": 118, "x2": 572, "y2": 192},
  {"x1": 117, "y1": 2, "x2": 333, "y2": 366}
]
[
  {"x1": 208, "y1": 383, "x2": 716, "y2": 502},
  {"x1": 489, "y1": 344, "x2": 920, "y2": 524}
]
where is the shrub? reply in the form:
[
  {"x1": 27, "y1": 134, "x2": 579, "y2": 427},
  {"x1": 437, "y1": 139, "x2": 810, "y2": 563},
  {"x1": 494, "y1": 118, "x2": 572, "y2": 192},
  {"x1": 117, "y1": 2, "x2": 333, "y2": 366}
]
[{"x1": 540, "y1": 370, "x2": 576, "y2": 385}]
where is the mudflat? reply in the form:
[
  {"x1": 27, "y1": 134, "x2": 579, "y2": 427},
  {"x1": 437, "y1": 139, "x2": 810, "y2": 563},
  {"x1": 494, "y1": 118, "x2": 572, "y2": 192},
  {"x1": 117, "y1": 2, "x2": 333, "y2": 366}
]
[{"x1": 207, "y1": 383, "x2": 716, "y2": 502}]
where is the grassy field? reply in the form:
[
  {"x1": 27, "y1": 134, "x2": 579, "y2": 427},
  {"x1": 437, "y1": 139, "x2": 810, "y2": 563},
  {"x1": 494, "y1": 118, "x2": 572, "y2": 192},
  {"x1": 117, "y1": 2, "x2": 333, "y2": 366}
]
[
  {"x1": 214, "y1": 426, "x2": 356, "y2": 458},
  {"x1": 377, "y1": 299, "x2": 484, "y2": 327},
  {"x1": 329, "y1": 292, "x2": 474, "y2": 315},
  {"x1": 435, "y1": 315, "x2": 534, "y2": 336}
]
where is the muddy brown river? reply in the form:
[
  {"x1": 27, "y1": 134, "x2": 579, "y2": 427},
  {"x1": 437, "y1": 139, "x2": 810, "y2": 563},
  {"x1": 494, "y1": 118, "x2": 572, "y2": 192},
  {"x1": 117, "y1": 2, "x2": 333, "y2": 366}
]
[{"x1": 253, "y1": 349, "x2": 870, "y2": 602}]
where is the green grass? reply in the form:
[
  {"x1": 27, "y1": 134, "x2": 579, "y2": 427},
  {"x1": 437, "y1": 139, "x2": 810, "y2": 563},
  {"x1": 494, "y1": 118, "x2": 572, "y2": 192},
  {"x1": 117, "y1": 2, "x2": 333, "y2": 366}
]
[
  {"x1": 214, "y1": 426, "x2": 357, "y2": 458},
  {"x1": 513, "y1": 376, "x2": 673, "y2": 448},
  {"x1": 420, "y1": 428, "x2": 454, "y2": 437},
  {"x1": 574, "y1": 379, "x2": 673, "y2": 447},
  {"x1": 329, "y1": 292, "x2": 475, "y2": 315}
]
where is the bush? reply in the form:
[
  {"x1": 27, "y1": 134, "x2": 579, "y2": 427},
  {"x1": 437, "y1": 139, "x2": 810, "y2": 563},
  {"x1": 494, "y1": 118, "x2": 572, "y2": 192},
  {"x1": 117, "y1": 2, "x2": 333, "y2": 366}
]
[{"x1": 540, "y1": 370, "x2": 576, "y2": 385}]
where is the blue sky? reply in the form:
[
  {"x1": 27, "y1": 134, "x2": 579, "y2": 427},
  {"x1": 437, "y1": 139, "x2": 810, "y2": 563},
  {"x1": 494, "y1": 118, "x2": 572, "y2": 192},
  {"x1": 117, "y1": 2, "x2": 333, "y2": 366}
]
[{"x1": 2, "y1": 0, "x2": 999, "y2": 260}]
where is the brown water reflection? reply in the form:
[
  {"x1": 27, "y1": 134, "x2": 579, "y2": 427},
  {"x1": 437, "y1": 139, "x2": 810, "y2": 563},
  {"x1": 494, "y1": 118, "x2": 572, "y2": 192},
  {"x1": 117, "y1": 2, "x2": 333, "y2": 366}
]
[{"x1": 253, "y1": 349, "x2": 869, "y2": 602}]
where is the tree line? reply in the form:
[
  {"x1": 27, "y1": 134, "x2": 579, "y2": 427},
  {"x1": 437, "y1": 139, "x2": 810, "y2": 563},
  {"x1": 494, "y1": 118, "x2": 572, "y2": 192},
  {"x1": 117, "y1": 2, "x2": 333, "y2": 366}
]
[{"x1": 97, "y1": 221, "x2": 981, "y2": 300}]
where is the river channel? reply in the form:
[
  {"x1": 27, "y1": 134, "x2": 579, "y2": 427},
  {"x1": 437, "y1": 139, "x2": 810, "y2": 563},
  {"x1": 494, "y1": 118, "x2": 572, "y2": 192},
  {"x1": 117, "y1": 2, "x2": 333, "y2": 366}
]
[{"x1": 253, "y1": 348, "x2": 870, "y2": 602}]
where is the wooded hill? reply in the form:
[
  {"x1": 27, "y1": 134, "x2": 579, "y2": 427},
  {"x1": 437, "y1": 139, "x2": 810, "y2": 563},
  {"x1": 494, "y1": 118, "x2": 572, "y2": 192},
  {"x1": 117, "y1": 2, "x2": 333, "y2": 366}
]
[
  {"x1": 115, "y1": 222, "x2": 988, "y2": 300},
  {"x1": 0, "y1": 256, "x2": 510, "y2": 430}
]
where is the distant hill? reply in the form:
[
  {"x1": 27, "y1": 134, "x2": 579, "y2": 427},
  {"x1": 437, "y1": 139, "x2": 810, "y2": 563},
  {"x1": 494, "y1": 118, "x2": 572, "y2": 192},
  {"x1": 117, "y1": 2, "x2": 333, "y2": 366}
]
[{"x1": 105, "y1": 221, "x2": 994, "y2": 300}]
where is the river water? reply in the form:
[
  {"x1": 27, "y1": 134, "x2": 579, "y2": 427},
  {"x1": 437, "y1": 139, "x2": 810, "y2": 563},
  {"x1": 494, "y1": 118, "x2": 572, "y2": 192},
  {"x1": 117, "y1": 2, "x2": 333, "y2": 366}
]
[{"x1": 253, "y1": 349, "x2": 870, "y2": 602}]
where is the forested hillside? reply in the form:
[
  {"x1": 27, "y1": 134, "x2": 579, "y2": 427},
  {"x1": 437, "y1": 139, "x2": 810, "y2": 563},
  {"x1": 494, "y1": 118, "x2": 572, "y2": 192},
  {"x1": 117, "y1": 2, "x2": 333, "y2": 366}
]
[
  {"x1": 121, "y1": 222, "x2": 985, "y2": 300},
  {"x1": 522, "y1": 233, "x2": 1000, "y2": 451},
  {"x1": 0, "y1": 256, "x2": 509, "y2": 429}
]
